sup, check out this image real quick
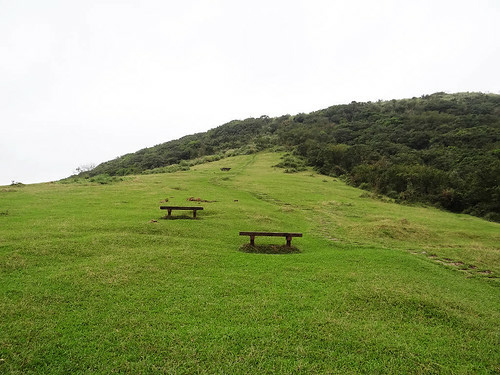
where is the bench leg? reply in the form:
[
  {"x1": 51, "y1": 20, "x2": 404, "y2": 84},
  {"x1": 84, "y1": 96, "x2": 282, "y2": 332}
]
[
  {"x1": 286, "y1": 236, "x2": 292, "y2": 247},
  {"x1": 250, "y1": 235, "x2": 255, "y2": 246},
  {"x1": 193, "y1": 210, "x2": 197, "y2": 218},
  {"x1": 167, "y1": 209, "x2": 172, "y2": 217}
]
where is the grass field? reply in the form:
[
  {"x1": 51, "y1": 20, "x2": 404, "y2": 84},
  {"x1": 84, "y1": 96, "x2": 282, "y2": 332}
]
[{"x1": 1, "y1": 153, "x2": 499, "y2": 374}]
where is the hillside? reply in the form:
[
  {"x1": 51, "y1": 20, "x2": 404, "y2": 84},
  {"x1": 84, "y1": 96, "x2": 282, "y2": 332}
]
[
  {"x1": 83, "y1": 92, "x2": 500, "y2": 221},
  {"x1": 1, "y1": 153, "x2": 499, "y2": 373}
]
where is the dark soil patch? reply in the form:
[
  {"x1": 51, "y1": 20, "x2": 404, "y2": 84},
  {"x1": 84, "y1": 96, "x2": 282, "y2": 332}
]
[
  {"x1": 478, "y1": 270, "x2": 493, "y2": 275},
  {"x1": 240, "y1": 244, "x2": 301, "y2": 254},
  {"x1": 160, "y1": 215, "x2": 199, "y2": 220},
  {"x1": 187, "y1": 197, "x2": 217, "y2": 203}
]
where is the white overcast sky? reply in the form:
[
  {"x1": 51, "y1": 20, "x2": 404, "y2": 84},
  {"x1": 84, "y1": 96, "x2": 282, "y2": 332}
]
[{"x1": 1, "y1": 0, "x2": 499, "y2": 185}]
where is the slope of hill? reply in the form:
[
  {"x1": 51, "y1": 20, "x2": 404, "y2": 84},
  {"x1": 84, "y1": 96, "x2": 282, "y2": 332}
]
[
  {"x1": 84, "y1": 92, "x2": 500, "y2": 221},
  {"x1": 2, "y1": 153, "x2": 499, "y2": 373}
]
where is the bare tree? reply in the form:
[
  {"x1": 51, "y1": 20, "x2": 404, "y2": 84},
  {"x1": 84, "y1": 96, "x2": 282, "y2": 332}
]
[{"x1": 74, "y1": 163, "x2": 96, "y2": 174}]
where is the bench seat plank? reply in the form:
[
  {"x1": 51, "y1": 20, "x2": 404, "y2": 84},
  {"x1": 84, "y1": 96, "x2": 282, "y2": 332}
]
[
  {"x1": 239, "y1": 232, "x2": 302, "y2": 237},
  {"x1": 160, "y1": 206, "x2": 204, "y2": 210}
]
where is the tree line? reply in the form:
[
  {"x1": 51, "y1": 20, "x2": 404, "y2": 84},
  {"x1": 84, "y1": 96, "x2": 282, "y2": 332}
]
[{"x1": 82, "y1": 92, "x2": 500, "y2": 221}]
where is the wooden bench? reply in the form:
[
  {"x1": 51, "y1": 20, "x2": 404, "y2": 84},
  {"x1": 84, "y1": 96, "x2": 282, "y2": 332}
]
[
  {"x1": 160, "y1": 206, "x2": 203, "y2": 218},
  {"x1": 239, "y1": 231, "x2": 302, "y2": 247}
]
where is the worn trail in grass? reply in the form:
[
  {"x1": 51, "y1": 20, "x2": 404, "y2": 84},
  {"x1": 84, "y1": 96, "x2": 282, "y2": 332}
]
[{"x1": 1, "y1": 153, "x2": 499, "y2": 374}]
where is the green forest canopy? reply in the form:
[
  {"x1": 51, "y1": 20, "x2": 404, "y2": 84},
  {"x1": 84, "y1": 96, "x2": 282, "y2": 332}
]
[{"x1": 83, "y1": 92, "x2": 500, "y2": 221}]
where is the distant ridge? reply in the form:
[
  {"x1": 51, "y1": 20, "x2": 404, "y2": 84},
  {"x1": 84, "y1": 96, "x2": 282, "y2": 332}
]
[{"x1": 79, "y1": 92, "x2": 500, "y2": 221}]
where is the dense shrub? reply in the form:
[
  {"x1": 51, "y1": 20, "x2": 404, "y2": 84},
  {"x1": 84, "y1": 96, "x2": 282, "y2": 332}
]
[{"x1": 81, "y1": 92, "x2": 500, "y2": 221}]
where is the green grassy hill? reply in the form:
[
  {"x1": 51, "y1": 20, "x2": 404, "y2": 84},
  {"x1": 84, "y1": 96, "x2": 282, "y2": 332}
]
[
  {"x1": 1, "y1": 153, "x2": 499, "y2": 373},
  {"x1": 82, "y1": 92, "x2": 500, "y2": 221}
]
